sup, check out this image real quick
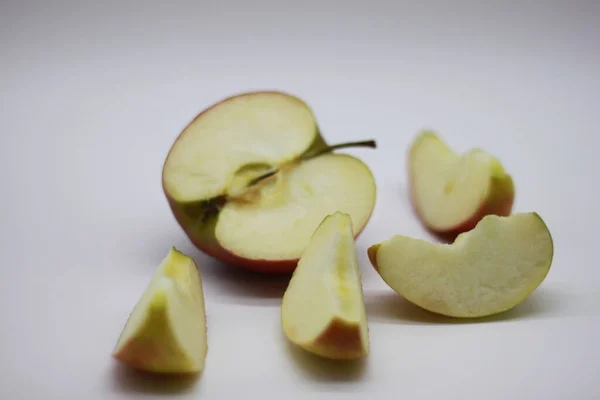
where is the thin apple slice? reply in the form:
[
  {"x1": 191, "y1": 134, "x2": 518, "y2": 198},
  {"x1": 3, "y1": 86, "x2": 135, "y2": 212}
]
[
  {"x1": 113, "y1": 247, "x2": 207, "y2": 374},
  {"x1": 408, "y1": 130, "x2": 514, "y2": 237},
  {"x1": 368, "y1": 213, "x2": 553, "y2": 318},
  {"x1": 281, "y1": 212, "x2": 369, "y2": 360},
  {"x1": 162, "y1": 91, "x2": 377, "y2": 273}
]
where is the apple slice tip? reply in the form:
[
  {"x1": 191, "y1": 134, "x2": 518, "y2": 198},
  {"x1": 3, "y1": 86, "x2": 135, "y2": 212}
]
[{"x1": 367, "y1": 244, "x2": 380, "y2": 271}]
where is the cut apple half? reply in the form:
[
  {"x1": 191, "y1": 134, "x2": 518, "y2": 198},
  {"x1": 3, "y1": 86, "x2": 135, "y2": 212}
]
[
  {"x1": 408, "y1": 130, "x2": 514, "y2": 237},
  {"x1": 162, "y1": 91, "x2": 377, "y2": 273},
  {"x1": 281, "y1": 212, "x2": 370, "y2": 360},
  {"x1": 368, "y1": 213, "x2": 553, "y2": 318},
  {"x1": 113, "y1": 247, "x2": 207, "y2": 374}
]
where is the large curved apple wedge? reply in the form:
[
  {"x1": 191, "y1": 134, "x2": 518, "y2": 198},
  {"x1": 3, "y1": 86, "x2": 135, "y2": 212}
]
[
  {"x1": 282, "y1": 212, "x2": 370, "y2": 360},
  {"x1": 368, "y1": 213, "x2": 553, "y2": 318},
  {"x1": 162, "y1": 91, "x2": 377, "y2": 273},
  {"x1": 408, "y1": 131, "x2": 514, "y2": 237},
  {"x1": 113, "y1": 248, "x2": 207, "y2": 374}
]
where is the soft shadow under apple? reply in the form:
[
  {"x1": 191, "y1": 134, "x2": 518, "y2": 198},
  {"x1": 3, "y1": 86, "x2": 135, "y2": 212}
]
[
  {"x1": 200, "y1": 260, "x2": 292, "y2": 306},
  {"x1": 130, "y1": 223, "x2": 292, "y2": 306},
  {"x1": 365, "y1": 284, "x2": 571, "y2": 325},
  {"x1": 284, "y1": 339, "x2": 368, "y2": 383},
  {"x1": 110, "y1": 361, "x2": 200, "y2": 395}
]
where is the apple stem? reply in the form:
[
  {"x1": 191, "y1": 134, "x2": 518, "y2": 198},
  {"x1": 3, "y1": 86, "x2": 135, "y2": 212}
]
[
  {"x1": 245, "y1": 139, "x2": 377, "y2": 188},
  {"x1": 302, "y1": 140, "x2": 377, "y2": 160}
]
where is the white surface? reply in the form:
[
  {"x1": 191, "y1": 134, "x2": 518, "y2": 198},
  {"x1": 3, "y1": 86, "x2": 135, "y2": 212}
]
[{"x1": 1, "y1": 1, "x2": 599, "y2": 399}]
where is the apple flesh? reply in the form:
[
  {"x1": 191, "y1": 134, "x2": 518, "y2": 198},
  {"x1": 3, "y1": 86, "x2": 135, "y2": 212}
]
[
  {"x1": 162, "y1": 91, "x2": 377, "y2": 273},
  {"x1": 368, "y1": 213, "x2": 553, "y2": 318},
  {"x1": 113, "y1": 247, "x2": 207, "y2": 374},
  {"x1": 281, "y1": 212, "x2": 370, "y2": 360},
  {"x1": 408, "y1": 131, "x2": 514, "y2": 238}
]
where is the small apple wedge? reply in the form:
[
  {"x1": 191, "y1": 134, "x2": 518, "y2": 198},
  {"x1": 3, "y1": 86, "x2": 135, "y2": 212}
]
[
  {"x1": 408, "y1": 130, "x2": 514, "y2": 238},
  {"x1": 113, "y1": 247, "x2": 207, "y2": 374},
  {"x1": 368, "y1": 213, "x2": 553, "y2": 318},
  {"x1": 162, "y1": 91, "x2": 377, "y2": 273},
  {"x1": 281, "y1": 212, "x2": 369, "y2": 360}
]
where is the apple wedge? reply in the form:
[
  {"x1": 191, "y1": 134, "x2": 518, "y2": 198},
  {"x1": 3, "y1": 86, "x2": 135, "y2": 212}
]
[
  {"x1": 113, "y1": 247, "x2": 207, "y2": 374},
  {"x1": 368, "y1": 213, "x2": 553, "y2": 318},
  {"x1": 408, "y1": 131, "x2": 514, "y2": 237},
  {"x1": 162, "y1": 91, "x2": 377, "y2": 273},
  {"x1": 281, "y1": 212, "x2": 369, "y2": 360}
]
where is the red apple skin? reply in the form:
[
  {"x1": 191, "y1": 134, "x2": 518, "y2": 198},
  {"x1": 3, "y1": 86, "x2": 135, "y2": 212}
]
[
  {"x1": 409, "y1": 173, "x2": 514, "y2": 241},
  {"x1": 166, "y1": 196, "x2": 374, "y2": 274},
  {"x1": 162, "y1": 90, "x2": 374, "y2": 274},
  {"x1": 407, "y1": 143, "x2": 515, "y2": 241}
]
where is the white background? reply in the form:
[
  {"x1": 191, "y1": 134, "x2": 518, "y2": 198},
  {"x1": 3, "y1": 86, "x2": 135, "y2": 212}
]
[{"x1": 1, "y1": 0, "x2": 599, "y2": 398}]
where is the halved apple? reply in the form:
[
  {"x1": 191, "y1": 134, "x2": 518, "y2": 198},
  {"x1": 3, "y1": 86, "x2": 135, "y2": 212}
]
[
  {"x1": 162, "y1": 91, "x2": 377, "y2": 273},
  {"x1": 113, "y1": 247, "x2": 207, "y2": 374},
  {"x1": 368, "y1": 213, "x2": 553, "y2": 318},
  {"x1": 281, "y1": 212, "x2": 369, "y2": 360},
  {"x1": 408, "y1": 130, "x2": 514, "y2": 237}
]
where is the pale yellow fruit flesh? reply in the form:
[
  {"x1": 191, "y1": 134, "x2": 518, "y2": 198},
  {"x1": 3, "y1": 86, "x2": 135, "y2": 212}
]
[
  {"x1": 163, "y1": 92, "x2": 318, "y2": 203},
  {"x1": 113, "y1": 248, "x2": 207, "y2": 373},
  {"x1": 216, "y1": 154, "x2": 376, "y2": 261},
  {"x1": 410, "y1": 131, "x2": 512, "y2": 230},
  {"x1": 281, "y1": 212, "x2": 369, "y2": 359},
  {"x1": 371, "y1": 213, "x2": 553, "y2": 318}
]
